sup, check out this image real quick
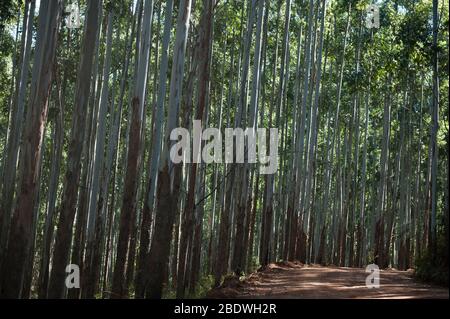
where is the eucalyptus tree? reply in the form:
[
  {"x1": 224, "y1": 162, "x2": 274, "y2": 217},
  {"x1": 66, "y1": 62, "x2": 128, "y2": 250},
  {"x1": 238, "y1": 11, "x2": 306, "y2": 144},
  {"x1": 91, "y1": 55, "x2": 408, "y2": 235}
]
[
  {"x1": 82, "y1": 11, "x2": 114, "y2": 298},
  {"x1": 430, "y1": 0, "x2": 439, "y2": 259},
  {"x1": 0, "y1": 0, "x2": 35, "y2": 258},
  {"x1": 0, "y1": 0, "x2": 447, "y2": 299},
  {"x1": 146, "y1": 0, "x2": 193, "y2": 299},
  {"x1": 135, "y1": 0, "x2": 174, "y2": 299},
  {"x1": 1, "y1": 0, "x2": 63, "y2": 298},
  {"x1": 48, "y1": 0, "x2": 102, "y2": 299},
  {"x1": 112, "y1": 0, "x2": 155, "y2": 299},
  {"x1": 177, "y1": 0, "x2": 214, "y2": 298}
]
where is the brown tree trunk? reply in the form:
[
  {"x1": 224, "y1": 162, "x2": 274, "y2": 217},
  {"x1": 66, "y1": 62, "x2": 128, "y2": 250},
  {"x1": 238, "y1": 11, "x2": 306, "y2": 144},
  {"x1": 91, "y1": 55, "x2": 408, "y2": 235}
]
[
  {"x1": 1, "y1": 0, "x2": 62, "y2": 298},
  {"x1": 176, "y1": 0, "x2": 212, "y2": 298},
  {"x1": 111, "y1": 0, "x2": 154, "y2": 299},
  {"x1": 48, "y1": 0, "x2": 102, "y2": 298}
]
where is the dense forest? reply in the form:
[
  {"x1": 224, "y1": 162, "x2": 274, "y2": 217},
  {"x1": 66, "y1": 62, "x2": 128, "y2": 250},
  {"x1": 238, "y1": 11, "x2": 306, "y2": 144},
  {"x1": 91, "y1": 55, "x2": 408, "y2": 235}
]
[{"x1": 0, "y1": 0, "x2": 448, "y2": 299}]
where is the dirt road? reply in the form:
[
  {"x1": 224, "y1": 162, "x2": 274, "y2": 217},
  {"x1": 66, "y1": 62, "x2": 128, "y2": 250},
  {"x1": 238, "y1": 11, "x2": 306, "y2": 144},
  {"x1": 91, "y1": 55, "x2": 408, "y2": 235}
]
[{"x1": 207, "y1": 263, "x2": 449, "y2": 299}]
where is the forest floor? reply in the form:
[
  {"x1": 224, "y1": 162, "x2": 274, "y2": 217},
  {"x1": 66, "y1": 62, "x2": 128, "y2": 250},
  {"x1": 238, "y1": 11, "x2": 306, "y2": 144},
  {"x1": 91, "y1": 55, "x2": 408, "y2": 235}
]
[{"x1": 207, "y1": 262, "x2": 449, "y2": 299}]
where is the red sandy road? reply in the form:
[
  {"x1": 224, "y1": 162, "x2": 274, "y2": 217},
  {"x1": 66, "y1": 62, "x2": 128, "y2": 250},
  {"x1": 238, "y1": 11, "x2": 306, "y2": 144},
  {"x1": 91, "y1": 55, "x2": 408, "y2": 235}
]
[{"x1": 208, "y1": 263, "x2": 449, "y2": 299}]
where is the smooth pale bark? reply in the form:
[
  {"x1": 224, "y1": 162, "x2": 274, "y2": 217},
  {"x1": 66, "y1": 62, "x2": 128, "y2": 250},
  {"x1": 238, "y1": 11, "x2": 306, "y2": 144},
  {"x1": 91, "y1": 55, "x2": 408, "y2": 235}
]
[
  {"x1": 302, "y1": 0, "x2": 322, "y2": 263},
  {"x1": 38, "y1": 58, "x2": 65, "y2": 298},
  {"x1": 284, "y1": 22, "x2": 303, "y2": 261},
  {"x1": 243, "y1": 0, "x2": 264, "y2": 269},
  {"x1": 412, "y1": 82, "x2": 424, "y2": 261},
  {"x1": 386, "y1": 88, "x2": 407, "y2": 268},
  {"x1": 345, "y1": 12, "x2": 364, "y2": 267},
  {"x1": 173, "y1": 40, "x2": 200, "y2": 293},
  {"x1": 309, "y1": 0, "x2": 327, "y2": 263},
  {"x1": 176, "y1": 0, "x2": 213, "y2": 297},
  {"x1": 82, "y1": 12, "x2": 114, "y2": 298},
  {"x1": 48, "y1": 0, "x2": 102, "y2": 299},
  {"x1": 0, "y1": 0, "x2": 35, "y2": 260},
  {"x1": 189, "y1": 132, "x2": 208, "y2": 292},
  {"x1": 135, "y1": 0, "x2": 170, "y2": 299},
  {"x1": 146, "y1": 0, "x2": 192, "y2": 299},
  {"x1": 231, "y1": 0, "x2": 257, "y2": 273},
  {"x1": 397, "y1": 104, "x2": 412, "y2": 270},
  {"x1": 111, "y1": 0, "x2": 154, "y2": 299},
  {"x1": 423, "y1": 108, "x2": 433, "y2": 249},
  {"x1": 132, "y1": 11, "x2": 156, "y2": 272},
  {"x1": 260, "y1": 0, "x2": 282, "y2": 267},
  {"x1": 266, "y1": 0, "x2": 291, "y2": 266},
  {"x1": 214, "y1": 20, "x2": 242, "y2": 286},
  {"x1": 294, "y1": 0, "x2": 315, "y2": 262},
  {"x1": 275, "y1": 0, "x2": 291, "y2": 261},
  {"x1": 233, "y1": 0, "x2": 263, "y2": 275},
  {"x1": 207, "y1": 30, "x2": 227, "y2": 274},
  {"x1": 315, "y1": 3, "x2": 351, "y2": 264},
  {"x1": 311, "y1": 26, "x2": 330, "y2": 264},
  {"x1": 356, "y1": 28, "x2": 375, "y2": 266},
  {"x1": 374, "y1": 80, "x2": 391, "y2": 267},
  {"x1": 356, "y1": 91, "x2": 370, "y2": 267},
  {"x1": 3, "y1": 4, "x2": 36, "y2": 298},
  {"x1": 276, "y1": 19, "x2": 291, "y2": 260},
  {"x1": 85, "y1": 12, "x2": 113, "y2": 253},
  {"x1": 0, "y1": 0, "x2": 62, "y2": 298},
  {"x1": 66, "y1": 8, "x2": 104, "y2": 299},
  {"x1": 317, "y1": 21, "x2": 336, "y2": 264},
  {"x1": 99, "y1": 6, "x2": 135, "y2": 298}
]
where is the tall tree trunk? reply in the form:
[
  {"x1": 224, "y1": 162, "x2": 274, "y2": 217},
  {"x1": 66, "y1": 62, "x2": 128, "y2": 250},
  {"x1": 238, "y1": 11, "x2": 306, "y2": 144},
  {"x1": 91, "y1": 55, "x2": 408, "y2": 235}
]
[
  {"x1": 176, "y1": 0, "x2": 213, "y2": 298},
  {"x1": 38, "y1": 57, "x2": 65, "y2": 298},
  {"x1": 0, "y1": 0, "x2": 35, "y2": 261},
  {"x1": 83, "y1": 12, "x2": 114, "y2": 298},
  {"x1": 134, "y1": 0, "x2": 170, "y2": 298},
  {"x1": 261, "y1": 0, "x2": 290, "y2": 268},
  {"x1": 293, "y1": 0, "x2": 315, "y2": 262},
  {"x1": 48, "y1": 0, "x2": 102, "y2": 299},
  {"x1": 306, "y1": 0, "x2": 327, "y2": 264},
  {"x1": 430, "y1": 0, "x2": 439, "y2": 259},
  {"x1": 146, "y1": 0, "x2": 192, "y2": 299},
  {"x1": 374, "y1": 79, "x2": 391, "y2": 267},
  {"x1": 233, "y1": 0, "x2": 263, "y2": 275},
  {"x1": 111, "y1": 0, "x2": 154, "y2": 299},
  {"x1": 0, "y1": 0, "x2": 62, "y2": 298}
]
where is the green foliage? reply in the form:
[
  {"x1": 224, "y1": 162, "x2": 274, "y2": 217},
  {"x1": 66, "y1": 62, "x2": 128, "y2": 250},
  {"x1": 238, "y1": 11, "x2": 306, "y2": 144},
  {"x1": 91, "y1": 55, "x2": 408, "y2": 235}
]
[
  {"x1": 188, "y1": 275, "x2": 215, "y2": 298},
  {"x1": 414, "y1": 235, "x2": 449, "y2": 287},
  {"x1": 248, "y1": 256, "x2": 260, "y2": 274},
  {"x1": 0, "y1": 18, "x2": 14, "y2": 156},
  {"x1": 161, "y1": 275, "x2": 215, "y2": 299},
  {"x1": 0, "y1": 0, "x2": 448, "y2": 298},
  {"x1": 0, "y1": 0, "x2": 18, "y2": 32}
]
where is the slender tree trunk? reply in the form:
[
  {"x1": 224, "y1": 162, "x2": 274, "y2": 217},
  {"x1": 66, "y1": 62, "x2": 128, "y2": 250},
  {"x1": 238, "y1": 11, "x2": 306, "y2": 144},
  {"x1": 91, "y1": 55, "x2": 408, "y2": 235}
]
[
  {"x1": 48, "y1": 0, "x2": 102, "y2": 298},
  {"x1": 111, "y1": 0, "x2": 154, "y2": 299},
  {"x1": 176, "y1": 0, "x2": 213, "y2": 297},
  {"x1": 233, "y1": 0, "x2": 263, "y2": 275},
  {"x1": 305, "y1": 0, "x2": 326, "y2": 264},
  {"x1": 38, "y1": 57, "x2": 65, "y2": 298},
  {"x1": 146, "y1": 0, "x2": 192, "y2": 299},
  {"x1": 430, "y1": 0, "x2": 439, "y2": 259},
  {"x1": 134, "y1": 0, "x2": 171, "y2": 299},
  {"x1": 0, "y1": 0, "x2": 62, "y2": 298},
  {"x1": 0, "y1": 0, "x2": 35, "y2": 261},
  {"x1": 374, "y1": 79, "x2": 391, "y2": 267}
]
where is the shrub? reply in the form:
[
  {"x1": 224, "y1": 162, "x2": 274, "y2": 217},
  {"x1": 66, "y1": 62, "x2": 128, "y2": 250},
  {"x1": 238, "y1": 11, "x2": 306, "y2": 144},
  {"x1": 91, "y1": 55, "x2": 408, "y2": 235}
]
[{"x1": 414, "y1": 234, "x2": 449, "y2": 287}]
